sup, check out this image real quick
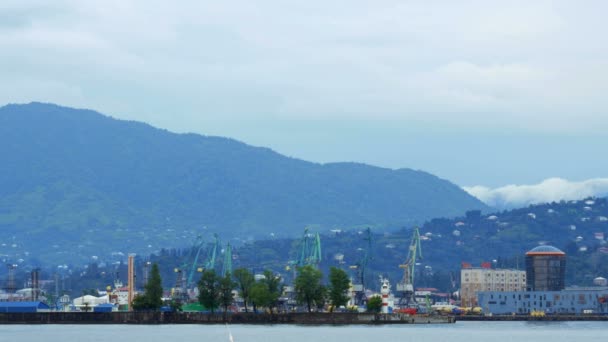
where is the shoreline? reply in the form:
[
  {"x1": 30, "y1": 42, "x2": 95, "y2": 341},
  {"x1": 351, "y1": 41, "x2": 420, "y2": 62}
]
[
  {"x1": 456, "y1": 315, "x2": 608, "y2": 321},
  {"x1": 0, "y1": 312, "x2": 454, "y2": 325}
]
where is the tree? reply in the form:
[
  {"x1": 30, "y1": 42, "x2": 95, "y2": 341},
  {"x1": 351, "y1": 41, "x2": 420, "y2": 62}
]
[
  {"x1": 294, "y1": 265, "x2": 326, "y2": 312},
  {"x1": 249, "y1": 282, "x2": 270, "y2": 313},
  {"x1": 328, "y1": 267, "x2": 350, "y2": 311},
  {"x1": 233, "y1": 268, "x2": 254, "y2": 313},
  {"x1": 367, "y1": 296, "x2": 382, "y2": 313},
  {"x1": 132, "y1": 263, "x2": 163, "y2": 311},
  {"x1": 198, "y1": 270, "x2": 220, "y2": 314},
  {"x1": 249, "y1": 270, "x2": 283, "y2": 313},
  {"x1": 219, "y1": 272, "x2": 235, "y2": 319},
  {"x1": 261, "y1": 270, "x2": 282, "y2": 312}
]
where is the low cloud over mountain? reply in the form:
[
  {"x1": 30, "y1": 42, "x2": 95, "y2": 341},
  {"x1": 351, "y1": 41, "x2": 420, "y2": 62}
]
[{"x1": 464, "y1": 177, "x2": 608, "y2": 209}]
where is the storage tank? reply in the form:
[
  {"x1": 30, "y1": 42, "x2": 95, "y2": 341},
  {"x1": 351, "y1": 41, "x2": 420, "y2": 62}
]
[
  {"x1": 593, "y1": 277, "x2": 608, "y2": 286},
  {"x1": 525, "y1": 245, "x2": 566, "y2": 291}
]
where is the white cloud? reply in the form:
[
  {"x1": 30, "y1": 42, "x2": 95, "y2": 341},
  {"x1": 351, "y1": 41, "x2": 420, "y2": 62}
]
[
  {"x1": 0, "y1": 0, "x2": 607, "y2": 133},
  {"x1": 464, "y1": 178, "x2": 608, "y2": 209}
]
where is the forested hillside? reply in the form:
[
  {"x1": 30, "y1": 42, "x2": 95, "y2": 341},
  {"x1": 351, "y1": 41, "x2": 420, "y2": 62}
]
[
  {"x1": 0, "y1": 102, "x2": 486, "y2": 264},
  {"x1": 232, "y1": 197, "x2": 608, "y2": 292}
]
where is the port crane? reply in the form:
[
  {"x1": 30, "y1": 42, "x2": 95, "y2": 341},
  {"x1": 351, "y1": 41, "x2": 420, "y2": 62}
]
[
  {"x1": 397, "y1": 226, "x2": 422, "y2": 306},
  {"x1": 221, "y1": 243, "x2": 233, "y2": 276},
  {"x1": 349, "y1": 228, "x2": 373, "y2": 305},
  {"x1": 173, "y1": 233, "x2": 221, "y2": 303},
  {"x1": 185, "y1": 235, "x2": 206, "y2": 290},
  {"x1": 296, "y1": 228, "x2": 322, "y2": 267},
  {"x1": 286, "y1": 228, "x2": 322, "y2": 280},
  {"x1": 173, "y1": 235, "x2": 205, "y2": 303},
  {"x1": 204, "y1": 233, "x2": 221, "y2": 272}
]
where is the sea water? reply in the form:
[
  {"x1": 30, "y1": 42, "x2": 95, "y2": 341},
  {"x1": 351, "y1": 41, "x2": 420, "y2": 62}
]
[{"x1": 1, "y1": 321, "x2": 605, "y2": 342}]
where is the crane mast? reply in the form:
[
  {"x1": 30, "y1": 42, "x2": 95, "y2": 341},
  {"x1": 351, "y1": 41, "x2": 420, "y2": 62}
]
[
  {"x1": 397, "y1": 226, "x2": 422, "y2": 306},
  {"x1": 350, "y1": 227, "x2": 373, "y2": 305},
  {"x1": 221, "y1": 243, "x2": 233, "y2": 276}
]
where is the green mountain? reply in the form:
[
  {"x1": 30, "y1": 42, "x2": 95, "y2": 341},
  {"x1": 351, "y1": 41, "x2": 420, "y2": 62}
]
[{"x1": 0, "y1": 102, "x2": 487, "y2": 263}]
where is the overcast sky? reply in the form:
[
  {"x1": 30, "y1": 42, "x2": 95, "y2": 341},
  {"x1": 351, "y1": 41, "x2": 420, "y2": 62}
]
[{"x1": 1, "y1": 1, "x2": 607, "y2": 195}]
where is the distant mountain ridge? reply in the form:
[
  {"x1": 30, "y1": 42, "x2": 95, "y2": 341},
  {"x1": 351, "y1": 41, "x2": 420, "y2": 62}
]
[{"x1": 0, "y1": 102, "x2": 487, "y2": 263}]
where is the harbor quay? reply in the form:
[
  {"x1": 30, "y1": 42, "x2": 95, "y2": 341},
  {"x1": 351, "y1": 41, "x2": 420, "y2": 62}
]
[{"x1": 0, "y1": 312, "x2": 455, "y2": 325}]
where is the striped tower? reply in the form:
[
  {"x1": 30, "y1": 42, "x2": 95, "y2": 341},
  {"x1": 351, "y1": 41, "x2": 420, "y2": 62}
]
[{"x1": 380, "y1": 277, "x2": 390, "y2": 313}]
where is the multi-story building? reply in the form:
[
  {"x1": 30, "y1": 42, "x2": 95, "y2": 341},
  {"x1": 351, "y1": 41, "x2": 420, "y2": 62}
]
[{"x1": 460, "y1": 266, "x2": 526, "y2": 307}]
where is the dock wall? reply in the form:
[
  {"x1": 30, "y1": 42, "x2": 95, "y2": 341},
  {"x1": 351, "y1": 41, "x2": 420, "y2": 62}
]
[{"x1": 0, "y1": 312, "x2": 454, "y2": 325}]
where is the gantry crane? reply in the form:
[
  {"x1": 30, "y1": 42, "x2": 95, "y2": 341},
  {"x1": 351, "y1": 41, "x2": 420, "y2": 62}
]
[
  {"x1": 349, "y1": 227, "x2": 373, "y2": 305},
  {"x1": 204, "y1": 233, "x2": 221, "y2": 272},
  {"x1": 296, "y1": 228, "x2": 322, "y2": 267},
  {"x1": 185, "y1": 235, "x2": 206, "y2": 290},
  {"x1": 221, "y1": 243, "x2": 233, "y2": 276},
  {"x1": 173, "y1": 235, "x2": 204, "y2": 303},
  {"x1": 287, "y1": 228, "x2": 323, "y2": 279},
  {"x1": 397, "y1": 226, "x2": 422, "y2": 306}
]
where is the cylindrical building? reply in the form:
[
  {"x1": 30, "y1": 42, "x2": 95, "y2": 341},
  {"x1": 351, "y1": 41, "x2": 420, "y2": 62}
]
[{"x1": 525, "y1": 245, "x2": 566, "y2": 291}]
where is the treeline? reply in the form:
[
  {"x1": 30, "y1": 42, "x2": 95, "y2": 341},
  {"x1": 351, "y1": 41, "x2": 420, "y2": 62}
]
[{"x1": 134, "y1": 264, "x2": 383, "y2": 313}]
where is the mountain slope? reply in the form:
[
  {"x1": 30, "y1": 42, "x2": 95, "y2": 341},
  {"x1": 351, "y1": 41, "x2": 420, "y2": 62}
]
[
  {"x1": 230, "y1": 197, "x2": 608, "y2": 292},
  {"x1": 0, "y1": 102, "x2": 487, "y2": 262}
]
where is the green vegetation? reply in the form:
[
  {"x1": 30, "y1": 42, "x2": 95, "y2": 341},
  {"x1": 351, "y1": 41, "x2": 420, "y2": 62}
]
[
  {"x1": 233, "y1": 268, "x2": 254, "y2": 313},
  {"x1": 366, "y1": 296, "x2": 382, "y2": 313},
  {"x1": 197, "y1": 270, "x2": 220, "y2": 314},
  {"x1": 327, "y1": 267, "x2": 350, "y2": 311},
  {"x1": 218, "y1": 273, "x2": 235, "y2": 318},
  {"x1": 0, "y1": 102, "x2": 487, "y2": 265},
  {"x1": 132, "y1": 263, "x2": 163, "y2": 311},
  {"x1": 250, "y1": 270, "x2": 282, "y2": 313},
  {"x1": 295, "y1": 265, "x2": 326, "y2": 312}
]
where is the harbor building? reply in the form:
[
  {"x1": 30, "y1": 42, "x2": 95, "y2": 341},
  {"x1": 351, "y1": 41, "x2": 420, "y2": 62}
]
[
  {"x1": 478, "y1": 286, "x2": 608, "y2": 315},
  {"x1": 525, "y1": 245, "x2": 566, "y2": 291},
  {"x1": 478, "y1": 245, "x2": 608, "y2": 315},
  {"x1": 460, "y1": 265, "x2": 526, "y2": 307}
]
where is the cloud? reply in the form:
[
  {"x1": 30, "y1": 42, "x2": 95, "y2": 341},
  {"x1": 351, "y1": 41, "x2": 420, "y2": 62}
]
[
  {"x1": 464, "y1": 178, "x2": 608, "y2": 209},
  {"x1": 0, "y1": 0, "x2": 607, "y2": 134}
]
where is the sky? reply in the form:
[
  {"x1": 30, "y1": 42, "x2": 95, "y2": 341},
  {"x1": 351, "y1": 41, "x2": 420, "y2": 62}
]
[{"x1": 1, "y1": 1, "x2": 607, "y2": 206}]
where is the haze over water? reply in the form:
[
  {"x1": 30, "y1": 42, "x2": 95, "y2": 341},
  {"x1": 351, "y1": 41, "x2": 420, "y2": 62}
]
[{"x1": 2, "y1": 322, "x2": 605, "y2": 342}]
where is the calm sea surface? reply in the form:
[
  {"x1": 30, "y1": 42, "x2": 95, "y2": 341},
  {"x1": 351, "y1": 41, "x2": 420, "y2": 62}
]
[{"x1": 1, "y1": 321, "x2": 606, "y2": 342}]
